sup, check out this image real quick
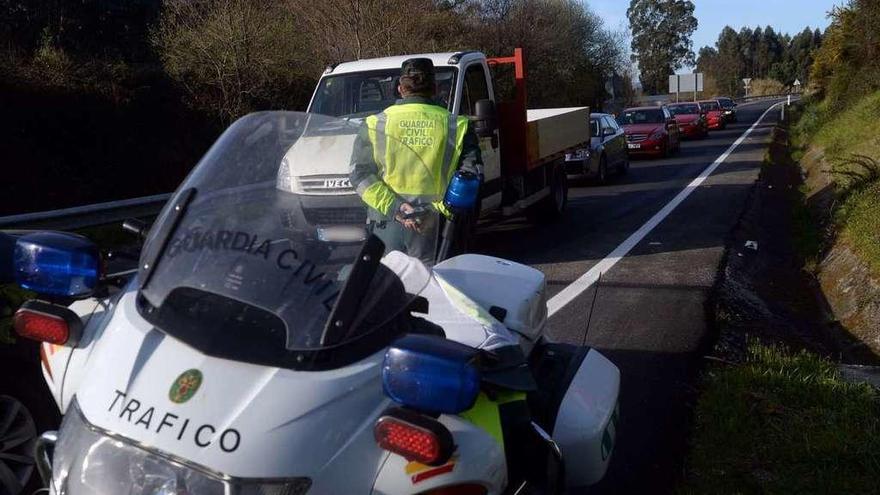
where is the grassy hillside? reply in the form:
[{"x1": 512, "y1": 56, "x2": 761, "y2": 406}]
[
  {"x1": 679, "y1": 344, "x2": 879, "y2": 495},
  {"x1": 792, "y1": 92, "x2": 880, "y2": 276}
]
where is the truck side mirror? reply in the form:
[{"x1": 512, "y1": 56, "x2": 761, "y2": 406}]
[{"x1": 474, "y1": 99, "x2": 497, "y2": 138}]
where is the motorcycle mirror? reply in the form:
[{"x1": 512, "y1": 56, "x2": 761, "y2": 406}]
[
  {"x1": 122, "y1": 218, "x2": 149, "y2": 239},
  {"x1": 13, "y1": 231, "x2": 100, "y2": 299}
]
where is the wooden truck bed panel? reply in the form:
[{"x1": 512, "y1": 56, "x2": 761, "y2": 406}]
[{"x1": 525, "y1": 107, "x2": 591, "y2": 167}]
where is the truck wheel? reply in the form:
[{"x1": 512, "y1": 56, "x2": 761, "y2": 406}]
[
  {"x1": 533, "y1": 165, "x2": 567, "y2": 221},
  {"x1": 0, "y1": 395, "x2": 37, "y2": 495}
]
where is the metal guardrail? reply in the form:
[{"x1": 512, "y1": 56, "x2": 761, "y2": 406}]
[
  {"x1": 0, "y1": 193, "x2": 171, "y2": 231},
  {"x1": 735, "y1": 93, "x2": 796, "y2": 103}
]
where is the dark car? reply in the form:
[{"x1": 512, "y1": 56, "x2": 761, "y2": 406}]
[
  {"x1": 668, "y1": 102, "x2": 709, "y2": 139},
  {"x1": 698, "y1": 99, "x2": 727, "y2": 130},
  {"x1": 617, "y1": 106, "x2": 681, "y2": 158},
  {"x1": 566, "y1": 113, "x2": 629, "y2": 183},
  {"x1": 715, "y1": 96, "x2": 738, "y2": 122}
]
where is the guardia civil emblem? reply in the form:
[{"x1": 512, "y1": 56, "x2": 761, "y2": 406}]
[{"x1": 169, "y1": 369, "x2": 203, "y2": 404}]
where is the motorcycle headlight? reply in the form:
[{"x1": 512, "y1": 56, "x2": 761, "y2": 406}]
[{"x1": 53, "y1": 402, "x2": 311, "y2": 495}]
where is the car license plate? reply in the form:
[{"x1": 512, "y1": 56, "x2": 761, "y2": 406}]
[
  {"x1": 628, "y1": 143, "x2": 641, "y2": 150},
  {"x1": 565, "y1": 149, "x2": 590, "y2": 161}
]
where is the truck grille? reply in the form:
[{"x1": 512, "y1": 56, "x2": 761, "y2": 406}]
[
  {"x1": 303, "y1": 207, "x2": 366, "y2": 225},
  {"x1": 297, "y1": 175, "x2": 355, "y2": 195}
]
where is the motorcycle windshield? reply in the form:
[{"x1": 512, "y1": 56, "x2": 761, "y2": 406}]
[{"x1": 137, "y1": 112, "x2": 441, "y2": 370}]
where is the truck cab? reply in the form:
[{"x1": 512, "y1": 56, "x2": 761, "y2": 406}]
[{"x1": 305, "y1": 51, "x2": 504, "y2": 213}]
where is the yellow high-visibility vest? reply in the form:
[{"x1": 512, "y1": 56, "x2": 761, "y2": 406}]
[{"x1": 361, "y1": 103, "x2": 469, "y2": 216}]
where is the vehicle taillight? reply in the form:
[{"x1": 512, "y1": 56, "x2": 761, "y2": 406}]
[
  {"x1": 12, "y1": 300, "x2": 83, "y2": 346},
  {"x1": 418, "y1": 484, "x2": 488, "y2": 495},
  {"x1": 14, "y1": 308, "x2": 70, "y2": 344},
  {"x1": 374, "y1": 408, "x2": 454, "y2": 466}
]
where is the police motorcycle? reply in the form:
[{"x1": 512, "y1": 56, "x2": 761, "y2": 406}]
[{"x1": 8, "y1": 112, "x2": 620, "y2": 495}]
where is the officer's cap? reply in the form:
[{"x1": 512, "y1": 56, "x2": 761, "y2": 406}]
[{"x1": 401, "y1": 58, "x2": 435, "y2": 78}]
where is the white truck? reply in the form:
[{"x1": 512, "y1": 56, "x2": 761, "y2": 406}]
[{"x1": 300, "y1": 48, "x2": 591, "y2": 222}]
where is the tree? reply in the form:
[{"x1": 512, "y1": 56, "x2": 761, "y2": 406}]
[
  {"x1": 713, "y1": 26, "x2": 743, "y2": 95},
  {"x1": 696, "y1": 23, "x2": 823, "y2": 95},
  {"x1": 811, "y1": 0, "x2": 880, "y2": 107},
  {"x1": 472, "y1": 0, "x2": 628, "y2": 108},
  {"x1": 153, "y1": 0, "x2": 316, "y2": 122},
  {"x1": 627, "y1": 0, "x2": 698, "y2": 94},
  {"x1": 290, "y1": 0, "x2": 467, "y2": 65}
]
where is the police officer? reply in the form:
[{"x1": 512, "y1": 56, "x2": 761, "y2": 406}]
[{"x1": 350, "y1": 58, "x2": 482, "y2": 264}]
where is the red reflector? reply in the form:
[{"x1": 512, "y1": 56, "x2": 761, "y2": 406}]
[
  {"x1": 14, "y1": 309, "x2": 70, "y2": 345},
  {"x1": 419, "y1": 484, "x2": 488, "y2": 495},
  {"x1": 375, "y1": 417, "x2": 442, "y2": 465}
]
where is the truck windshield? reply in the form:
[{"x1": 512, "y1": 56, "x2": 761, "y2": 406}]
[{"x1": 310, "y1": 68, "x2": 457, "y2": 118}]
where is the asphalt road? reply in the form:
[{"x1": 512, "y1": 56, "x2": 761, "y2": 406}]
[{"x1": 473, "y1": 98, "x2": 785, "y2": 493}]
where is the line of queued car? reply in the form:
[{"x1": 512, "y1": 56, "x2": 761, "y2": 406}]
[{"x1": 566, "y1": 97, "x2": 739, "y2": 182}]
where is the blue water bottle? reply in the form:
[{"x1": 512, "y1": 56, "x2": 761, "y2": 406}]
[{"x1": 443, "y1": 171, "x2": 481, "y2": 214}]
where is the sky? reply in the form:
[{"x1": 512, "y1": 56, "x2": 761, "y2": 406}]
[{"x1": 589, "y1": 0, "x2": 845, "y2": 72}]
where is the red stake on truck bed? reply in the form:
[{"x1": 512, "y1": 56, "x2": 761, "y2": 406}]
[{"x1": 488, "y1": 48, "x2": 530, "y2": 176}]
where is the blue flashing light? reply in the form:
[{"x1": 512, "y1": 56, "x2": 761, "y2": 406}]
[
  {"x1": 443, "y1": 171, "x2": 481, "y2": 213},
  {"x1": 14, "y1": 232, "x2": 100, "y2": 298},
  {"x1": 382, "y1": 334, "x2": 481, "y2": 415}
]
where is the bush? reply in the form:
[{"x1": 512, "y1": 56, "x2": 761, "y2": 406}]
[
  {"x1": 749, "y1": 78, "x2": 786, "y2": 97},
  {"x1": 810, "y1": 0, "x2": 880, "y2": 110},
  {"x1": 153, "y1": 0, "x2": 318, "y2": 122},
  {"x1": 30, "y1": 29, "x2": 74, "y2": 86}
]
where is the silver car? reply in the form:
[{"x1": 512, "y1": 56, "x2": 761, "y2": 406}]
[{"x1": 565, "y1": 113, "x2": 630, "y2": 184}]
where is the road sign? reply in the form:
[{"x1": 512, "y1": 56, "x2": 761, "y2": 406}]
[
  {"x1": 742, "y1": 78, "x2": 752, "y2": 97},
  {"x1": 669, "y1": 73, "x2": 704, "y2": 101},
  {"x1": 793, "y1": 79, "x2": 801, "y2": 87}
]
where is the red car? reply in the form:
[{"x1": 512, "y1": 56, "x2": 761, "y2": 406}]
[
  {"x1": 616, "y1": 106, "x2": 681, "y2": 158},
  {"x1": 668, "y1": 102, "x2": 708, "y2": 139},
  {"x1": 698, "y1": 99, "x2": 727, "y2": 130}
]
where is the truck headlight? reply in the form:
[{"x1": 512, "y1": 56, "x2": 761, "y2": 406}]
[
  {"x1": 276, "y1": 158, "x2": 306, "y2": 194},
  {"x1": 53, "y1": 402, "x2": 311, "y2": 495}
]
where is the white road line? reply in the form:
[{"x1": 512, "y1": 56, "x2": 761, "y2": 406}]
[{"x1": 546, "y1": 100, "x2": 786, "y2": 317}]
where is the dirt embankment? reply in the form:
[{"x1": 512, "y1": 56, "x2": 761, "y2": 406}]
[
  {"x1": 711, "y1": 124, "x2": 879, "y2": 364},
  {"x1": 799, "y1": 146, "x2": 880, "y2": 354}
]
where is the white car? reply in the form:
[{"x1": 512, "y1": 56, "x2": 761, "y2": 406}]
[{"x1": 565, "y1": 113, "x2": 629, "y2": 184}]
